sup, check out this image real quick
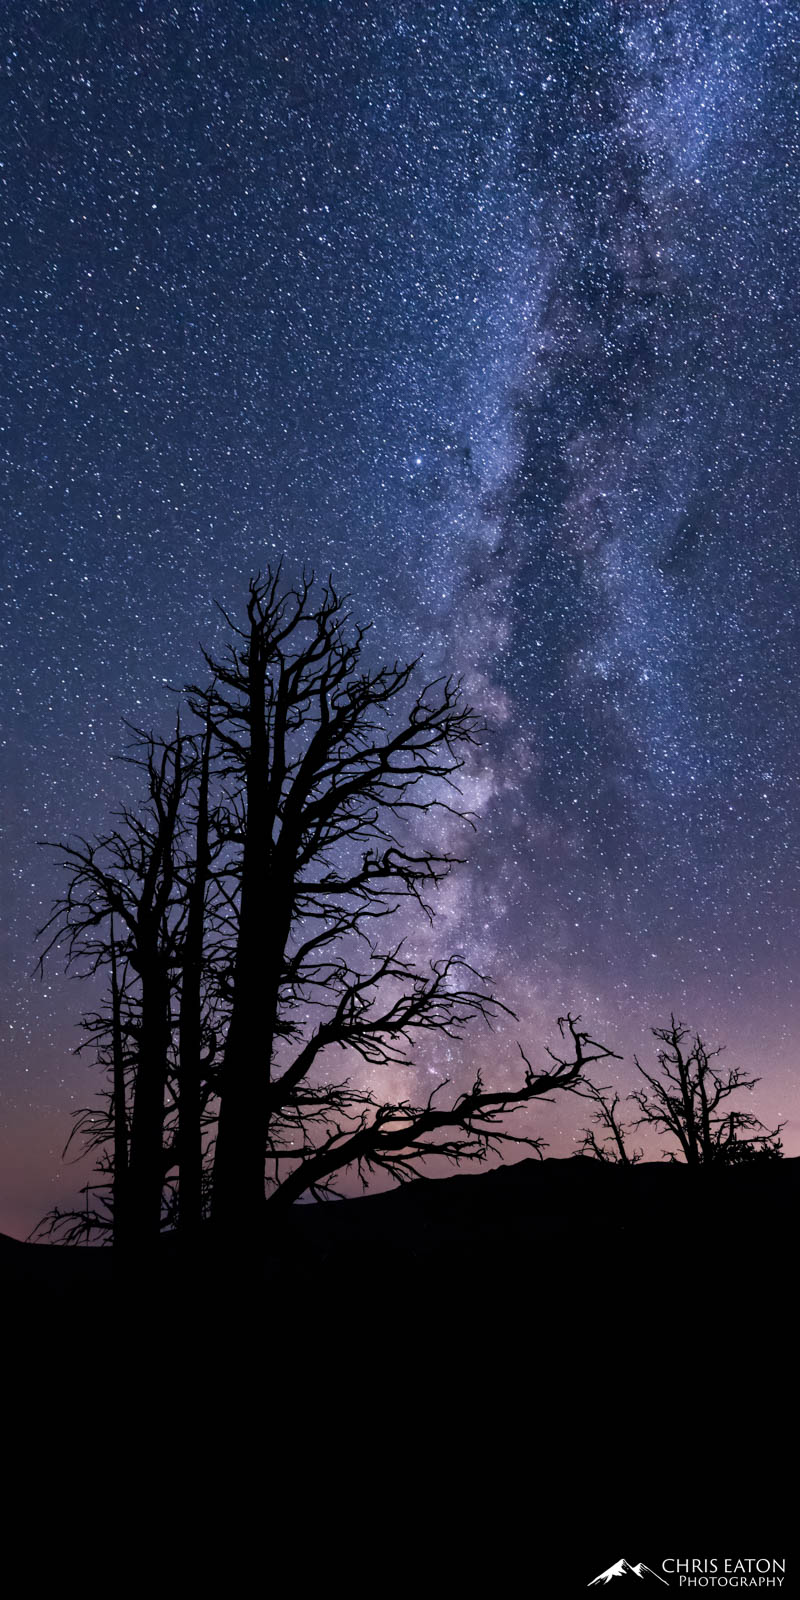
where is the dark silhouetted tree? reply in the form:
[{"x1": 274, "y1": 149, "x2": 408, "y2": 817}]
[
  {"x1": 37, "y1": 569, "x2": 619, "y2": 1250},
  {"x1": 630, "y1": 1017, "x2": 784, "y2": 1166},
  {"x1": 575, "y1": 1079, "x2": 642, "y2": 1164},
  {"x1": 188, "y1": 573, "x2": 620, "y2": 1238},
  {"x1": 37, "y1": 724, "x2": 222, "y2": 1248}
]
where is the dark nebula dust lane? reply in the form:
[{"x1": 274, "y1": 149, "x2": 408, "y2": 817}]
[{"x1": 2, "y1": 1, "x2": 800, "y2": 1231}]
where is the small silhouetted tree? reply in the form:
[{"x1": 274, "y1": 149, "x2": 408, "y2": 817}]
[
  {"x1": 575, "y1": 1080, "x2": 642, "y2": 1164},
  {"x1": 630, "y1": 1017, "x2": 784, "y2": 1166}
]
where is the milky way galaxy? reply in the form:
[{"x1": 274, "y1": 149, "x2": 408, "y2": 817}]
[{"x1": 2, "y1": 1, "x2": 800, "y2": 1233}]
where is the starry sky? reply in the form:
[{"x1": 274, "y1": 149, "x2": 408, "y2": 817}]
[{"x1": 2, "y1": 0, "x2": 800, "y2": 1235}]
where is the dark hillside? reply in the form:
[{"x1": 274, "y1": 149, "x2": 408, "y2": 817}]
[{"x1": 5, "y1": 1155, "x2": 796, "y2": 1327}]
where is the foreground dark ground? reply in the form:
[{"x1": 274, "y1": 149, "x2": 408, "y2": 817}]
[
  {"x1": 4, "y1": 1155, "x2": 794, "y2": 1584},
  {"x1": 4, "y1": 1151, "x2": 796, "y2": 1312}
]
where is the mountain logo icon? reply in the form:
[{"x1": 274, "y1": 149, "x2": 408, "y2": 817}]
[{"x1": 588, "y1": 1558, "x2": 669, "y2": 1586}]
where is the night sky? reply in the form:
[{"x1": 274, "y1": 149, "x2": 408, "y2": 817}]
[{"x1": 3, "y1": 0, "x2": 800, "y2": 1236}]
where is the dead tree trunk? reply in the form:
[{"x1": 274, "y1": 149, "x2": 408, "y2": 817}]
[
  {"x1": 109, "y1": 920, "x2": 129, "y2": 1248},
  {"x1": 177, "y1": 717, "x2": 212, "y2": 1240}
]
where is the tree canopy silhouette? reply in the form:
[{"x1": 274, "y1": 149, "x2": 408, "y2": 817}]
[
  {"x1": 575, "y1": 1079, "x2": 643, "y2": 1165},
  {"x1": 630, "y1": 1017, "x2": 784, "y2": 1165},
  {"x1": 37, "y1": 569, "x2": 618, "y2": 1251},
  {"x1": 575, "y1": 1018, "x2": 784, "y2": 1166}
]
